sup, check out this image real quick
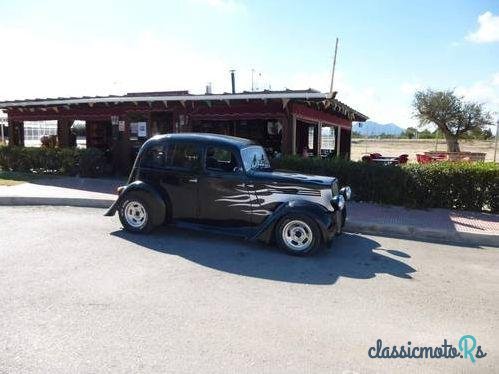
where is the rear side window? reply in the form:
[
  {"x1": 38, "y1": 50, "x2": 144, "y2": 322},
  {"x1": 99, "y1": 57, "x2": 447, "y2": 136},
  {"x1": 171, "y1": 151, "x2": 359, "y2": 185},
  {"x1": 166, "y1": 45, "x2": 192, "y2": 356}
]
[
  {"x1": 140, "y1": 144, "x2": 166, "y2": 168},
  {"x1": 168, "y1": 143, "x2": 200, "y2": 170}
]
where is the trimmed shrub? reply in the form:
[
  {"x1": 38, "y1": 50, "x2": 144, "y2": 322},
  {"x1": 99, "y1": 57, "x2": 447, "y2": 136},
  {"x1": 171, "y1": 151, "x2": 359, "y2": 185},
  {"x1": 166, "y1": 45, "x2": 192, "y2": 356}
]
[
  {"x1": 0, "y1": 145, "x2": 107, "y2": 178},
  {"x1": 272, "y1": 156, "x2": 499, "y2": 213},
  {"x1": 78, "y1": 148, "x2": 106, "y2": 177}
]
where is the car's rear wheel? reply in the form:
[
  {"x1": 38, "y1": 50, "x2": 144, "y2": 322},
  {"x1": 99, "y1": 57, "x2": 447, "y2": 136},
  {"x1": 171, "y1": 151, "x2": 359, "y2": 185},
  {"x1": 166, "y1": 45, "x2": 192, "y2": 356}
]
[
  {"x1": 275, "y1": 215, "x2": 322, "y2": 256},
  {"x1": 118, "y1": 192, "x2": 156, "y2": 233}
]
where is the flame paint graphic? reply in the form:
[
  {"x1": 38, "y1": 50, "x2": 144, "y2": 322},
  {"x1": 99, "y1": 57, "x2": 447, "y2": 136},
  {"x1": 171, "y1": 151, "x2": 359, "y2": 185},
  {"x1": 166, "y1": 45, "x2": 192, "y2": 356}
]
[{"x1": 215, "y1": 183, "x2": 332, "y2": 216}]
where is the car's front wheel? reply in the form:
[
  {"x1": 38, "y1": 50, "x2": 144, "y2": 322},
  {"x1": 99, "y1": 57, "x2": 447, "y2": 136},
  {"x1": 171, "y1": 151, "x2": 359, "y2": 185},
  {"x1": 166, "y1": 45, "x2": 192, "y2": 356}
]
[
  {"x1": 118, "y1": 192, "x2": 156, "y2": 233},
  {"x1": 275, "y1": 215, "x2": 322, "y2": 256}
]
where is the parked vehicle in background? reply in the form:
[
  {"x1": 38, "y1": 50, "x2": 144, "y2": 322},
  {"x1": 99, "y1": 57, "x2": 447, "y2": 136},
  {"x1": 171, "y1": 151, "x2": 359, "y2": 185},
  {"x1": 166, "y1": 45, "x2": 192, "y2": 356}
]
[{"x1": 105, "y1": 133, "x2": 351, "y2": 256}]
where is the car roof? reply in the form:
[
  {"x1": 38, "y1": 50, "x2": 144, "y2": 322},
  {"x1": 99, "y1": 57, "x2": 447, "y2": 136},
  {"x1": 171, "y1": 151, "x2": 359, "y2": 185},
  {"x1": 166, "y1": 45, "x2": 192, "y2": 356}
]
[{"x1": 147, "y1": 133, "x2": 259, "y2": 149}]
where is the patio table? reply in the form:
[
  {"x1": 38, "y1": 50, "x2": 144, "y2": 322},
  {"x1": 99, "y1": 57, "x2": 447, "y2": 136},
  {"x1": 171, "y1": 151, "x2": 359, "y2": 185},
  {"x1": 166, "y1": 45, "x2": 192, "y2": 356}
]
[{"x1": 371, "y1": 158, "x2": 399, "y2": 165}]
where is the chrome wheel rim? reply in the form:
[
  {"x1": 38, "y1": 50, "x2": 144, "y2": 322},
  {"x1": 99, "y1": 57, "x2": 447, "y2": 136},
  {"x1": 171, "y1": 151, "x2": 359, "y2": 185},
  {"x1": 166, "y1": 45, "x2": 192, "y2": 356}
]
[
  {"x1": 282, "y1": 220, "x2": 313, "y2": 251},
  {"x1": 124, "y1": 201, "x2": 147, "y2": 228}
]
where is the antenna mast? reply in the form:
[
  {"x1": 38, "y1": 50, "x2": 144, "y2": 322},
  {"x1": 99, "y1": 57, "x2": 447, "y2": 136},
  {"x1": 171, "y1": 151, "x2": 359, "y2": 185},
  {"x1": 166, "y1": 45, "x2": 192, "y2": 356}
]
[{"x1": 329, "y1": 38, "x2": 339, "y2": 97}]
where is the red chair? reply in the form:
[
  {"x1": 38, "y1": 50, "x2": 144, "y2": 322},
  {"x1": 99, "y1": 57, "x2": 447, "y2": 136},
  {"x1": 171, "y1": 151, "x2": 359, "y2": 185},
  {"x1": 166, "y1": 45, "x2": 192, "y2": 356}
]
[
  {"x1": 397, "y1": 154, "x2": 409, "y2": 164},
  {"x1": 416, "y1": 154, "x2": 433, "y2": 164}
]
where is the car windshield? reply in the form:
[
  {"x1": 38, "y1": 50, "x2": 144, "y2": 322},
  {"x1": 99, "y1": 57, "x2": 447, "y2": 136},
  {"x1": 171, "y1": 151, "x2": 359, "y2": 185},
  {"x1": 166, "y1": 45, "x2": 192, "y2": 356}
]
[{"x1": 241, "y1": 146, "x2": 271, "y2": 171}]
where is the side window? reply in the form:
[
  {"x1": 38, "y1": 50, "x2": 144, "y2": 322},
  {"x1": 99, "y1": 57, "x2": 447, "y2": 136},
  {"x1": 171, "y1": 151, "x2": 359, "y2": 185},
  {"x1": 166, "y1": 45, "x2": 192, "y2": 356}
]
[
  {"x1": 205, "y1": 147, "x2": 240, "y2": 172},
  {"x1": 140, "y1": 144, "x2": 166, "y2": 169},
  {"x1": 168, "y1": 143, "x2": 200, "y2": 170}
]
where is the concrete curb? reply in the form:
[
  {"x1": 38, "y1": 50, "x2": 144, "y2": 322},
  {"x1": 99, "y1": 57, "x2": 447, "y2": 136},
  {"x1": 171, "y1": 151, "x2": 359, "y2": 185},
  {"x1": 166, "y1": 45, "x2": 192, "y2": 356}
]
[
  {"x1": 345, "y1": 221, "x2": 499, "y2": 248},
  {"x1": 0, "y1": 196, "x2": 497, "y2": 247},
  {"x1": 0, "y1": 196, "x2": 115, "y2": 209}
]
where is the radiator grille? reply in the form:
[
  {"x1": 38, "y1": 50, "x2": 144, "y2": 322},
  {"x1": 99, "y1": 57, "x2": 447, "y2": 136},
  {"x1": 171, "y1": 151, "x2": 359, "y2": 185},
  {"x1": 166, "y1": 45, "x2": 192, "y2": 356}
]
[{"x1": 331, "y1": 180, "x2": 339, "y2": 196}]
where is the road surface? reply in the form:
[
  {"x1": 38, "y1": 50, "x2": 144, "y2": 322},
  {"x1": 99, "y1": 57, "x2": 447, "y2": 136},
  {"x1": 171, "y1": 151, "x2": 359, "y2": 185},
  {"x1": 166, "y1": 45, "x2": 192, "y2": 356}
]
[{"x1": 0, "y1": 206, "x2": 497, "y2": 373}]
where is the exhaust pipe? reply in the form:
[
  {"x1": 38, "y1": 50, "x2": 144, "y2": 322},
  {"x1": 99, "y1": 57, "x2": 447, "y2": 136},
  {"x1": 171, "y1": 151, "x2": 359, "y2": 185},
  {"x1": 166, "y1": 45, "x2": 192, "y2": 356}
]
[{"x1": 230, "y1": 70, "x2": 236, "y2": 94}]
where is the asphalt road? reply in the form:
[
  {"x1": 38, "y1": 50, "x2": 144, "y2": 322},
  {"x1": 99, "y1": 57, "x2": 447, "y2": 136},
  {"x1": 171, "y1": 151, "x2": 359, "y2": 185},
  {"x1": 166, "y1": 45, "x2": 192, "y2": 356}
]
[{"x1": 0, "y1": 206, "x2": 498, "y2": 373}]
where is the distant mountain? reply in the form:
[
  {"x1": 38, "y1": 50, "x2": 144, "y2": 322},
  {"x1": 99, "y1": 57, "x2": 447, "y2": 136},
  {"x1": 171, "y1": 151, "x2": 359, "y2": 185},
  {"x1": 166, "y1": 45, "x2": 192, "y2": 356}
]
[{"x1": 353, "y1": 121, "x2": 404, "y2": 136}]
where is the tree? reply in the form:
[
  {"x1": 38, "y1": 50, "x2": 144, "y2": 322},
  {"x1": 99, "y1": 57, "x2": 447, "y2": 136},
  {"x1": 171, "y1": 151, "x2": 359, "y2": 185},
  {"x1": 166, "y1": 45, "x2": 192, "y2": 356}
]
[
  {"x1": 413, "y1": 89, "x2": 493, "y2": 152},
  {"x1": 404, "y1": 127, "x2": 418, "y2": 139}
]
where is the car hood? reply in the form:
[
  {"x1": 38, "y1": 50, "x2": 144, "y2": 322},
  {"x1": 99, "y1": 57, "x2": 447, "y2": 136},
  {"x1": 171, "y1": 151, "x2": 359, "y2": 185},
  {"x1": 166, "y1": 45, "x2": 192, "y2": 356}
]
[{"x1": 249, "y1": 170, "x2": 336, "y2": 188}]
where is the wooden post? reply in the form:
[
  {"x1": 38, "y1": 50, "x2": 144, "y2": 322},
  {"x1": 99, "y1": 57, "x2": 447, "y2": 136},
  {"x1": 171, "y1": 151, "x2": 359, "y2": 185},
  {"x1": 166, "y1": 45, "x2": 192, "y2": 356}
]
[
  {"x1": 57, "y1": 119, "x2": 76, "y2": 147},
  {"x1": 119, "y1": 120, "x2": 132, "y2": 175},
  {"x1": 291, "y1": 114, "x2": 297, "y2": 155},
  {"x1": 317, "y1": 122, "x2": 322, "y2": 156},
  {"x1": 10, "y1": 121, "x2": 24, "y2": 146},
  {"x1": 1, "y1": 120, "x2": 4, "y2": 144},
  {"x1": 336, "y1": 125, "x2": 341, "y2": 158},
  {"x1": 280, "y1": 116, "x2": 291, "y2": 154}
]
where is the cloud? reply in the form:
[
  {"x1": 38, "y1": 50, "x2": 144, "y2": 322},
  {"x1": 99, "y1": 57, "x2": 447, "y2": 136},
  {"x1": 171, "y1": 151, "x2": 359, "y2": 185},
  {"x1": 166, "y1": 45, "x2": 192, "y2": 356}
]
[
  {"x1": 466, "y1": 11, "x2": 499, "y2": 43},
  {"x1": 400, "y1": 82, "x2": 422, "y2": 95},
  {"x1": 455, "y1": 73, "x2": 499, "y2": 122},
  {"x1": 493, "y1": 73, "x2": 499, "y2": 86},
  {"x1": 285, "y1": 70, "x2": 415, "y2": 127},
  {"x1": 0, "y1": 26, "x2": 237, "y2": 101}
]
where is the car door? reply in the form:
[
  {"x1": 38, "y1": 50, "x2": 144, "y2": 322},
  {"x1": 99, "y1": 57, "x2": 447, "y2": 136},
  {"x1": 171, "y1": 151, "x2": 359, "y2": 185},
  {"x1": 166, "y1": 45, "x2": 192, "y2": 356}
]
[
  {"x1": 156, "y1": 141, "x2": 201, "y2": 221},
  {"x1": 198, "y1": 145, "x2": 253, "y2": 228}
]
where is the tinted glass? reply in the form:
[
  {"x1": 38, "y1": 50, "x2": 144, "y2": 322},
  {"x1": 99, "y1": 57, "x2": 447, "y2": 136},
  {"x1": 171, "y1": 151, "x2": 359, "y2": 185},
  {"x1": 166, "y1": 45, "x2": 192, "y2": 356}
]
[
  {"x1": 141, "y1": 145, "x2": 166, "y2": 168},
  {"x1": 205, "y1": 147, "x2": 240, "y2": 172},
  {"x1": 169, "y1": 143, "x2": 200, "y2": 170},
  {"x1": 241, "y1": 146, "x2": 271, "y2": 171}
]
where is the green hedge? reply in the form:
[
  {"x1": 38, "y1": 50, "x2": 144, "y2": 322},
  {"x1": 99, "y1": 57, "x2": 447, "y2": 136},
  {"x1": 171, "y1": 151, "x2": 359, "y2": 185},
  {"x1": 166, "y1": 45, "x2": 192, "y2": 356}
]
[
  {"x1": 272, "y1": 156, "x2": 499, "y2": 213},
  {"x1": 0, "y1": 146, "x2": 107, "y2": 178}
]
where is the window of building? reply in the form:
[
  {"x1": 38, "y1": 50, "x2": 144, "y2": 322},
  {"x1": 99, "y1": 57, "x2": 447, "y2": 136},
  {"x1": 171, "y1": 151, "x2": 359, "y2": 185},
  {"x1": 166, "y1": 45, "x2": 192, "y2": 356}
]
[
  {"x1": 321, "y1": 126, "x2": 335, "y2": 150},
  {"x1": 23, "y1": 120, "x2": 57, "y2": 147}
]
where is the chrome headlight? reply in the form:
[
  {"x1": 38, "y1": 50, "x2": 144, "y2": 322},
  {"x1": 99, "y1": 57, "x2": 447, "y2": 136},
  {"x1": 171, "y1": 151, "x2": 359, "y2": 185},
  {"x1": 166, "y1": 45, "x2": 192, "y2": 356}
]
[{"x1": 340, "y1": 186, "x2": 352, "y2": 200}]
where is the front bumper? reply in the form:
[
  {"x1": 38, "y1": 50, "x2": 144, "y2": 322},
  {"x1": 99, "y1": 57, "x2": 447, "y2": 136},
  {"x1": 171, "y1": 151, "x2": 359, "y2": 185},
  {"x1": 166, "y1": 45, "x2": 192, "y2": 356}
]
[
  {"x1": 325, "y1": 206, "x2": 347, "y2": 243},
  {"x1": 103, "y1": 186, "x2": 125, "y2": 216},
  {"x1": 326, "y1": 185, "x2": 351, "y2": 242}
]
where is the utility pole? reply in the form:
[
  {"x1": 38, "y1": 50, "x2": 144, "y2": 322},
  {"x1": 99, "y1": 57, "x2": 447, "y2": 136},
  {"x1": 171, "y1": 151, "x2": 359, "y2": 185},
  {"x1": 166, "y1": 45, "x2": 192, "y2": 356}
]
[{"x1": 329, "y1": 38, "x2": 339, "y2": 97}]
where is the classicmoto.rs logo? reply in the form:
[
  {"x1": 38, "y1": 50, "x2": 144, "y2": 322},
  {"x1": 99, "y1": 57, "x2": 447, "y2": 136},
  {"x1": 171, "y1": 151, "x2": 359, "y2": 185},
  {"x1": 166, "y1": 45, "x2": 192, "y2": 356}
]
[{"x1": 368, "y1": 335, "x2": 487, "y2": 363}]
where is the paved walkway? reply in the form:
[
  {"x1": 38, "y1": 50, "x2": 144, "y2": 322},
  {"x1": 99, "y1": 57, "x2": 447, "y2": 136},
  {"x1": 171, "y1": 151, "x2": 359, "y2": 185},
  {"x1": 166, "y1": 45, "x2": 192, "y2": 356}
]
[
  {"x1": 349, "y1": 201, "x2": 499, "y2": 234},
  {"x1": 0, "y1": 176, "x2": 497, "y2": 246},
  {"x1": 0, "y1": 177, "x2": 120, "y2": 208}
]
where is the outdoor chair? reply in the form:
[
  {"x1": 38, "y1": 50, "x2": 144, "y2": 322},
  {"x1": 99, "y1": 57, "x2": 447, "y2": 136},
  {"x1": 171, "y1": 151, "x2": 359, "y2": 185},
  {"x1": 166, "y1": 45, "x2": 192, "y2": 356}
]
[
  {"x1": 397, "y1": 154, "x2": 409, "y2": 164},
  {"x1": 416, "y1": 154, "x2": 433, "y2": 164},
  {"x1": 370, "y1": 153, "x2": 383, "y2": 159}
]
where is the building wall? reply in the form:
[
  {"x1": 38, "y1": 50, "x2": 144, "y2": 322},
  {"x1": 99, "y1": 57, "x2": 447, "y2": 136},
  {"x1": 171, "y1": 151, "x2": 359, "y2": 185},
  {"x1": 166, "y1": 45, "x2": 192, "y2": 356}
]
[{"x1": 4, "y1": 99, "x2": 356, "y2": 171}]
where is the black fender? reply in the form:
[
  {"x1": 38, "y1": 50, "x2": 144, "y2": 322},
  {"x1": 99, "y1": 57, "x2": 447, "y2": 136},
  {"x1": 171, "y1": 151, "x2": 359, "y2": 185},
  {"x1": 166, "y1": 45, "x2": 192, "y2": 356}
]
[
  {"x1": 251, "y1": 200, "x2": 335, "y2": 244},
  {"x1": 104, "y1": 181, "x2": 167, "y2": 226}
]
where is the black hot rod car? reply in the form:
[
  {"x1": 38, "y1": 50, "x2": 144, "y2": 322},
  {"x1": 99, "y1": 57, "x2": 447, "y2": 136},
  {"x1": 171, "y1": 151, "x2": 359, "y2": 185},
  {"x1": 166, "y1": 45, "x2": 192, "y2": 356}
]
[{"x1": 105, "y1": 133, "x2": 351, "y2": 256}]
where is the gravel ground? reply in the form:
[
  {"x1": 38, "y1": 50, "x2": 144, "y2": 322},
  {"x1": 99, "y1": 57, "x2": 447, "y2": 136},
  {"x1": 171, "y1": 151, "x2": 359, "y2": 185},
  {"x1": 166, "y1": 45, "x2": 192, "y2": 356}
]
[{"x1": 0, "y1": 206, "x2": 498, "y2": 373}]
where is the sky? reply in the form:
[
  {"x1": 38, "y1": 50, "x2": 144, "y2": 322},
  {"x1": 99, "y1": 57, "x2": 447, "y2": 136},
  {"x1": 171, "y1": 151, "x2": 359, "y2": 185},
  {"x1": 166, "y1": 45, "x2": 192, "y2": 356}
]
[{"x1": 0, "y1": 0, "x2": 498, "y2": 127}]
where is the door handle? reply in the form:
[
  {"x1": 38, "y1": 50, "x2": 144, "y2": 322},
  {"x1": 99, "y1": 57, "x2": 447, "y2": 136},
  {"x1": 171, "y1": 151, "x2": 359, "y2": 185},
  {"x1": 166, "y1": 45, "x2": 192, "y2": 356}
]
[{"x1": 188, "y1": 178, "x2": 198, "y2": 183}]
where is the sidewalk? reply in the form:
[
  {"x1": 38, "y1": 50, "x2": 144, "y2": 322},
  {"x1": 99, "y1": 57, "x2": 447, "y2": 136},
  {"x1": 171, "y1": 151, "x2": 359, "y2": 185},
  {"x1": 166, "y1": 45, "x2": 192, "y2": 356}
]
[
  {"x1": 0, "y1": 177, "x2": 497, "y2": 247},
  {"x1": 347, "y1": 202, "x2": 498, "y2": 247},
  {"x1": 0, "y1": 177, "x2": 121, "y2": 208}
]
